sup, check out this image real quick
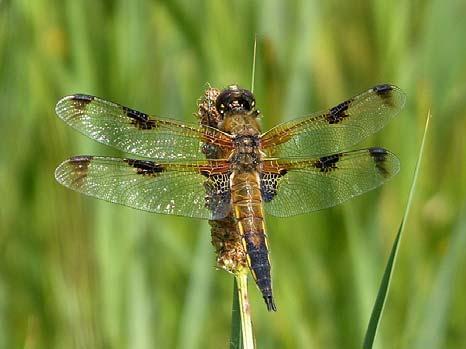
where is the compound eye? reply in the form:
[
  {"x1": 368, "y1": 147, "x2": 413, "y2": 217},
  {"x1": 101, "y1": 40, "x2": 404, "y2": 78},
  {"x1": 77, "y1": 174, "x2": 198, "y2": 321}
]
[
  {"x1": 240, "y1": 97, "x2": 251, "y2": 110},
  {"x1": 216, "y1": 86, "x2": 256, "y2": 114},
  {"x1": 218, "y1": 103, "x2": 226, "y2": 115},
  {"x1": 216, "y1": 96, "x2": 229, "y2": 115}
]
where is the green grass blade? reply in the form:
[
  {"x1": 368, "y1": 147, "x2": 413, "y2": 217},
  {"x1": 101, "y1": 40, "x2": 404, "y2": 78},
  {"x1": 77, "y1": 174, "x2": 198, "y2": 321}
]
[
  {"x1": 363, "y1": 223, "x2": 402, "y2": 349},
  {"x1": 363, "y1": 111, "x2": 432, "y2": 349},
  {"x1": 250, "y1": 35, "x2": 257, "y2": 93},
  {"x1": 230, "y1": 273, "x2": 255, "y2": 349},
  {"x1": 230, "y1": 277, "x2": 243, "y2": 349}
]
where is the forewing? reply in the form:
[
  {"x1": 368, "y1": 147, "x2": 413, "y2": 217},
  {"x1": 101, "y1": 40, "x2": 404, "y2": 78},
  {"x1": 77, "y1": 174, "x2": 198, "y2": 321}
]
[
  {"x1": 261, "y1": 148, "x2": 400, "y2": 217},
  {"x1": 261, "y1": 84, "x2": 405, "y2": 157},
  {"x1": 55, "y1": 94, "x2": 233, "y2": 161},
  {"x1": 55, "y1": 156, "x2": 231, "y2": 219}
]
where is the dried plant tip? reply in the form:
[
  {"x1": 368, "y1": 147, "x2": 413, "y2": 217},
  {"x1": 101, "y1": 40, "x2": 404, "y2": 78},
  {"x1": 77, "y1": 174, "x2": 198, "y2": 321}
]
[{"x1": 196, "y1": 87, "x2": 222, "y2": 128}]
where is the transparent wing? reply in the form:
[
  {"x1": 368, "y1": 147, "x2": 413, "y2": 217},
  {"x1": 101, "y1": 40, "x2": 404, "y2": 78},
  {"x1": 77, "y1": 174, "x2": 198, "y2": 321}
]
[
  {"x1": 55, "y1": 156, "x2": 231, "y2": 219},
  {"x1": 261, "y1": 84, "x2": 405, "y2": 157},
  {"x1": 55, "y1": 94, "x2": 234, "y2": 161},
  {"x1": 261, "y1": 148, "x2": 400, "y2": 217}
]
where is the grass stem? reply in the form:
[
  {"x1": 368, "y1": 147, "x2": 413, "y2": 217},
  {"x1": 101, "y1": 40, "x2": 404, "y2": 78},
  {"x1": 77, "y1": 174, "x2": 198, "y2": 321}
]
[{"x1": 230, "y1": 272, "x2": 255, "y2": 349}]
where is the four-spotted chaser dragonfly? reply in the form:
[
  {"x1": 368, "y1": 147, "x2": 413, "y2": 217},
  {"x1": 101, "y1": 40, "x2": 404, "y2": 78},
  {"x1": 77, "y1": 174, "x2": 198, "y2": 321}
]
[{"x1": 55, "y1": 84, "x2": 405, "y2": 311}]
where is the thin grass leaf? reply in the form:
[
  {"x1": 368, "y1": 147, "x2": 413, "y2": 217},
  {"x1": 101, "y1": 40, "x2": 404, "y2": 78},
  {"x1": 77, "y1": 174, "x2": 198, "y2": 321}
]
[
  {"x1": 250, "y1": 35, "x2": 257, "y2": 93},
  {"x1": 230, "y1": 277, "x2": 243, "y2": 349},
  {"x1": 230, "y1": 272, "x2": 255, "y2": 349},
  {"x1": 363, "y1": 111, "x2": 432, "y2": 349}
]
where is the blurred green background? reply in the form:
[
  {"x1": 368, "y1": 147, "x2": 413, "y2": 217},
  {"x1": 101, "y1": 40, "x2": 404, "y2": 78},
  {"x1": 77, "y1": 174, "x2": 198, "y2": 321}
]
[{"x1": 1, "y1": 0, "x2": 466, "y2": 348}]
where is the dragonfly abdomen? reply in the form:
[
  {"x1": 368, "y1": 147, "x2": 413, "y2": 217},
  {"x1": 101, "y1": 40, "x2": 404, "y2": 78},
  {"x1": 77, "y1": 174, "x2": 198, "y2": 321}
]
[{"x1": 231, "y1": 172, "x2": 276, "y2": 311}]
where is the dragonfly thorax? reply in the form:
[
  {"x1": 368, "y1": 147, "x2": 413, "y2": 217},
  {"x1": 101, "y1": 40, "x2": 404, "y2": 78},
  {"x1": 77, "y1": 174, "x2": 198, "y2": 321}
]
[
  {"x1": 231, "y1": 135, "x2": 262, "y2": 171},
  {"x1": 220, "y1": 113, "x2": 261, "y2": 136}
]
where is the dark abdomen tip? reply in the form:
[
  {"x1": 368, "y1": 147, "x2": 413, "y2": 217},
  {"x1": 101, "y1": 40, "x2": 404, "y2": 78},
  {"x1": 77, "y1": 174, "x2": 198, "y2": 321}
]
[{"x1": 264, "y1": 295, "x2": 277, "y2": 312}]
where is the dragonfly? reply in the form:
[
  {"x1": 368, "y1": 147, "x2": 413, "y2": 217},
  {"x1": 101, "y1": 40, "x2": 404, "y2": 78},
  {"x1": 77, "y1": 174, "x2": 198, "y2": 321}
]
[{"x1": 55, "y1": 83, "x2": 405, "y2": 311}]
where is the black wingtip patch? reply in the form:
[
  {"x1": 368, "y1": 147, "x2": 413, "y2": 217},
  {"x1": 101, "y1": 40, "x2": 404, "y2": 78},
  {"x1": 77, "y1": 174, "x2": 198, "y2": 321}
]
[
  {"x1": 124, "y1": 159, "x2": 164, "y2": 176},
  {"x1": 373, "y1": 84, "x2": 393, "y2": 95},
  {"x1": 69, "y1": 155, "x2": 93, "y2": 168},
  {"x1": 314, "y1": 153, "x2": 341, "y2": 172},
  {"x1": 373, "y1": 84, "x2": 394, "y2": 105},
  {"x1": 64, "y1": 156, "x2": 93, "y2": 186},
  {"x1": 71, "y1": 94, "x2": 95, "y2": 101},
  {"x1": 69, "y1": 94, "x2": 94, "y2": 109},
  {"x1": 264, "y1": 296, "x2": 277, "y2": 312},
  {"x1": 369, "y1": 147, "x2": 390, "y2": 177}
]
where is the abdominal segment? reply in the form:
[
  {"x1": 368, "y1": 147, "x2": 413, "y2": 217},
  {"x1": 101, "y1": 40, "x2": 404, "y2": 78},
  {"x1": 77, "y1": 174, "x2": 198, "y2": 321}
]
[{"x1": 232, "y1": 172, "x2": 276, "y2": 311}]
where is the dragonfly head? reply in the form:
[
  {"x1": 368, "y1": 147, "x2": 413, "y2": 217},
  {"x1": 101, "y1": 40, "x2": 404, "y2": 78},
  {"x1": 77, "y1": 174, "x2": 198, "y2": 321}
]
[{"x1": 216, "y1": 85, "x2": 257, "y2": 117}]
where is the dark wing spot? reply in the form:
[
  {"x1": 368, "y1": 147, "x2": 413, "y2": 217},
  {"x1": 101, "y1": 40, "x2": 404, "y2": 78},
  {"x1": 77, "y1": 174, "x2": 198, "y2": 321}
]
[
  {"x1": 70, "y1": 94, "x2": 94, "y2": 109},
  {"x1": 314, "y1": 153, "x2": 341, "y2": 172},
  {"x1": 373, "y1": 84, "x2": 395, "y2": 106},
  {"x1": 327, "y1": 100, "x2": 351, "y2": 124},
  {"x1": 124, "y1": 159, "x2": 164, "y2": 176},
  {"x1": 68, "y1": 156, "x2": 93, "y2": 186},
  {"x1": 71, "y1": 94, "x2": 94, "y2": 102},
  {"x1": 69, "y1": 155, "x2": 93, "y2": 173},
  {"x1": 69, "y1": 155, "x2": 94, "y2": 163},
  {"x1": 123, "y1": 106, "x2": 156, "y2": 130},
  {"x1": 373, "y1": 84, "x2": 393, "y2": 96},
  {"x1": 369, "y1": 147, "x2": 390, "y2": 177}
]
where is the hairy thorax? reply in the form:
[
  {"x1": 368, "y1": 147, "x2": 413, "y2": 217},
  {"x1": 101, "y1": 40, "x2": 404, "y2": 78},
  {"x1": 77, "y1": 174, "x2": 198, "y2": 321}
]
[{"x1": 220, "y1": 112, "x2": 261, "y2": 136}]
